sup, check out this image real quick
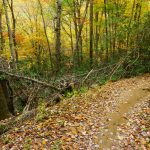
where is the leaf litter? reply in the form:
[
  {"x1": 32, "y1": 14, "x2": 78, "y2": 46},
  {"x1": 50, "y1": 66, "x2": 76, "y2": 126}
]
[{"x1": 0, "y1": 74, "x2": 150, "y2": 149}]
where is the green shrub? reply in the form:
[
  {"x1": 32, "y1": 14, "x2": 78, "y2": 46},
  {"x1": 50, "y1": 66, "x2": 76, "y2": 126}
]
[
  {"x1": 36, "y1": 99, "x2": 48, "y2": 122},
  {"x1": 0, "y1": 124, "x2": 8, "y2": 135}
]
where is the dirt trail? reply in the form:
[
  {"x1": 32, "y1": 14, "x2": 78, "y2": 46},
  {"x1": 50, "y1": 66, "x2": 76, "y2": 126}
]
[{"x1": 100, "y1": 83, "x2": 150, "y2": 149}]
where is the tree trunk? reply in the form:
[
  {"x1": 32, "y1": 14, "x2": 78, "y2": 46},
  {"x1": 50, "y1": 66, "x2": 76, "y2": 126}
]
[
  {"x1": 126, "y1": 0, "x2": 136, "y2": 49},
  {"x1": 104, "y1": 0, "x2": 109, "y2": 62},
  {"x1": 38, "y1": 0, "x2": 53, "y2": 70},
  {"x1": 73, "y1": 0, "x2": 79, "y2": 66},
  {"x1": 89, "y1": 0, "x2": 93, "y2": 67},
  {"x1": 0, "y1": 80, "x2": 10, "y2": 120},
  {"x1": 74, "y1": 0, "x2": 90, "y2": 67},
  {"x1": 3, "y1": 0, "x2": 16, "y2": 69},
  {"x1": 69, "y1": 20, "x2": 74, "y2": 54},
  {"x1": 95, "y1": 11, "x2": 99, "y2": 64},
  {"x1": 136, "y1": 0, "x2": 142, "y2": 44},
  {"x1": 108, "y1": 9, "x2": 113, "y2": 56},
  {"x1": 76, "y1": 1, "x2": 83, "y2": 63},
  {"x1": 0, "y1": 10, "x2": 3, "y2": 52},
  {"x1": 55, "y1": 0, "x2": 62, "y2": 72},
  {"x1": 8, "y1": 0, "x2": 18, "y2": 63}
]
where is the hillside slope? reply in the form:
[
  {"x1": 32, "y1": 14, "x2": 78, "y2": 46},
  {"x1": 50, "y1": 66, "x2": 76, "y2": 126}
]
[{"x1": 0, "y1": 74, "x2": 150, "y2": 149}]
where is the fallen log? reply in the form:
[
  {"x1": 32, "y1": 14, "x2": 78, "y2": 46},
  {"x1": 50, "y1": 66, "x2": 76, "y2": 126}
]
[{"x1": 0, "y1": 70, "x2": 61, "y2": 92}]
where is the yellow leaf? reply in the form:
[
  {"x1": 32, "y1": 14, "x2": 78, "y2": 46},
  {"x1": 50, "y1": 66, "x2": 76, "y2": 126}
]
[
  {"x1": 141, "y1": 138, "x2": 146, "y2": 145},
  {"x1": 69, "y1": 127, "x2": 78, "y2": 135},
  {"x1": 75, "y1": 114, "x2": 85, "y2": 120},
  {"x1": 42, "y1": 139, "x2": 47, "y2": 145}
]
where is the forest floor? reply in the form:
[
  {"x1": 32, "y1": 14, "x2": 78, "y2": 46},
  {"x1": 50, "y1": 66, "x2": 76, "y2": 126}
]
[{"x1": 0, "y1": 74, "x2": 150, "y2": 150}]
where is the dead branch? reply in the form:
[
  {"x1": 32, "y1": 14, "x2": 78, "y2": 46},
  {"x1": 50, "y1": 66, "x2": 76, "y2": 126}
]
[
  {"x1": 82, "y1": 69, "x2": 93, "y2": 85},
  {"x1": 0, "y1": 69, "x2": 61, "y2": 92},
  {"x1": 109, "y1": 59, "x2": 124, "y2": 80},
  {"x1": 23, "y1": 85, "x2": 40, "y2": 112}
]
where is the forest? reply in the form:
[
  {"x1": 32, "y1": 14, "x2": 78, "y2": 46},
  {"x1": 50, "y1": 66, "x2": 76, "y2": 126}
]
[{"x1": 0, "y1": 0, "x2": 150, "y2": 149}]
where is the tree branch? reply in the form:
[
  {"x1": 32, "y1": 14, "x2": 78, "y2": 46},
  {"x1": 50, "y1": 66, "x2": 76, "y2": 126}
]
[{"x1": 0, "y1": 70, "x2": 61, "y2": 92}]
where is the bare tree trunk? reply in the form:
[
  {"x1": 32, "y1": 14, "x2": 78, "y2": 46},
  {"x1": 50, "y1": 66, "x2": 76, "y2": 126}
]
[
  {"x1": 69, "y1": 20, "x2": 74, "y2": 54},
  {"x1": 0, "y1": 80, "x2": 13, "y2": 120},
  {"x1": 114, "y1": 0, "x2": 119, "y2": 56},
  {"x1": 126, "y1": 0, "x2": 136, "y2": 49},
  {"x1": 74, "y1": 0, "x2": 90, "y2": 66},
  {"x1": 112, "y1": 4, "x2": 116, "y2": 56},
  {"x1": 76, "y1": 0, "x2": 83, "y2": 63},
  {"x1": 61, "y1": 21, "x2": 74, "y2": 55},
  {"x1": 89, "y1": 0, "x2": 93, "y2": 67},
  {"x1": 55, "y1": 0, "x2": 62, "y2": 72},
  {"x1": 3, "y1": 0, "x2": 16, "y2": 69},
  {"x1": 95, "y1": 11, "x2": 99, "y2": 64},
  {"x1": 73, "y1": 0, "x2": 79, "y2": 66},
  {"x1": 7, "y1": 0, "x2": 18, "y2": 63},
  {"x1": 38, "y1": 0, "x2": 53, "y2": 70},
  {"x1": 104, "y1": 0, "x2": 109, "y2": 62},
  {"x1": 136, "y1": 0, "x2": 142, "y2": 43},
  {"x1": 135, "y1": 0, "x2": 142, "y2": 56},
  {"x1": 108, "y1": 9, "x2": 113, "y2": 56},
  {"x1": 0, "y1": 10, "x2": 4, "y2": 52},
  {"x1": 99, "y1": 11, "x2": 103, "y2": 61},
  {"x1": 85, "y1": 20, "x2": 88, "y2": 52}
]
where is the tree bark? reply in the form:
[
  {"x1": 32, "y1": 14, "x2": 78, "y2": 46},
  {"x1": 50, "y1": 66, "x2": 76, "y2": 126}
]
[
  {"x1": 7, "y1": 0, "x2": 18, "y2": 63},
  {"x1": 0, "y1": 10, "x2": 4, "y2": 52},
  {"x1": 38, "y1": 0, "x2": 53, "y2": 70},
  {"x1": 126, "y1": 0, "x2": 136, "y2": 49},
  {"x1": 69, "y1": 21, "x2": 74, "y2": 54},
  {"x1": 55, "y1": 0, "x2": 62, "y2": 72},
  {"x1": 3, "y1": 0, "x2": 16, "y2": 69},
  {"x1": 77, "y1": 0, "x2": 83, "y2": 63},
  {"x1": 108, "y1": 9, "x2": 113, "y2": 55},
  {"x1": 95, "y1": 11, "x2": 99, "y2": 64},
  {"x1": 73, "y1": 0, "x2": 79, "y2": 66},
  {"x1": 74, "y1": 0, "x2": 90, "y2": 66},
  {"x1": 104, "y1": 0, "x2": 109, "y2": 62},
  {"x1": 0, "y1": 69, "x2": 61, "y2": 91},
  {"x1": 89, "y1": 0, "x2": 93, "y2": 67},
  {"x1": 0, "y1": 80, "x2": 12, "y2": 120}
]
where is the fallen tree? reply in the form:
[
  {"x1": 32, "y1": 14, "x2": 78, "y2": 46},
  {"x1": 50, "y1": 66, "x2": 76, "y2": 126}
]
[
  {"x1": 0, "y1": 69, "x2": 72, "y2": 113},
  {"x1": 0, "y1": 69, "x2": 61, "y2": 92}
]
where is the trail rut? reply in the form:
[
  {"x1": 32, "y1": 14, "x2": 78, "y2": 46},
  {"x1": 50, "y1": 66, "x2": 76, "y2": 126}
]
[{"x1": 100, "y1": 83, "x2": 150, "y2": 149}]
